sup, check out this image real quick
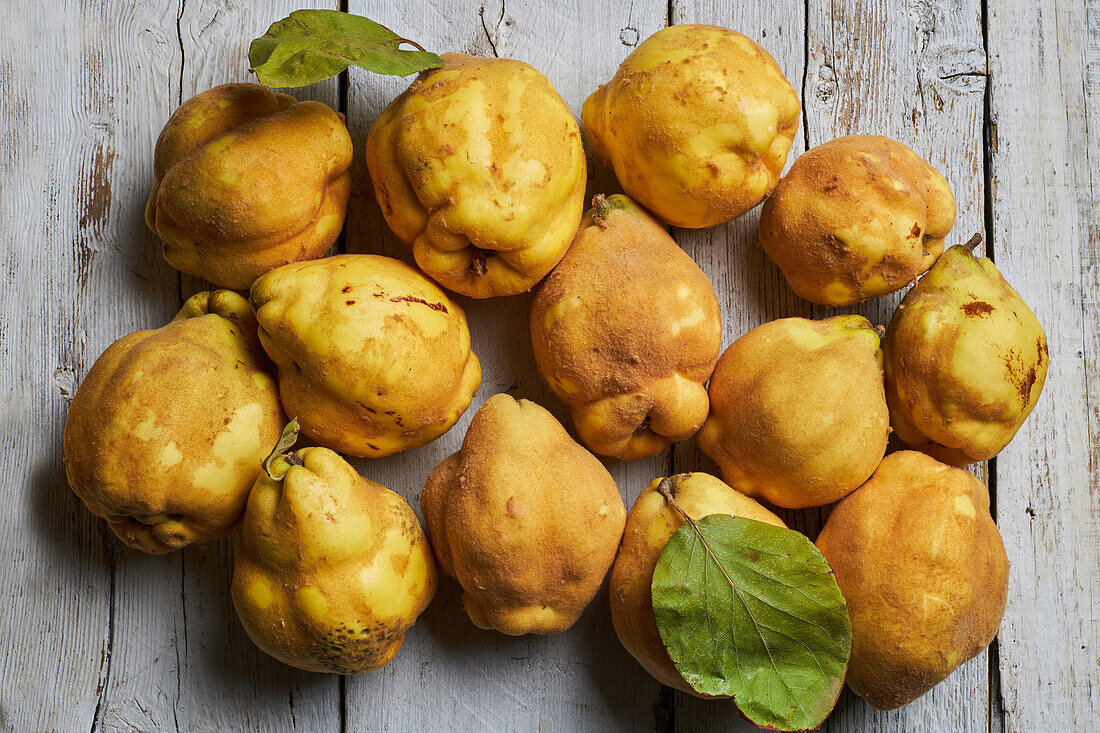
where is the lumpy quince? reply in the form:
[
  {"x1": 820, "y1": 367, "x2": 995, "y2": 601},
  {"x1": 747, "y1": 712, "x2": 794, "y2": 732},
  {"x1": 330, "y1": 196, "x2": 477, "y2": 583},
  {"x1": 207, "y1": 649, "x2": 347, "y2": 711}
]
[
  {"x1": 232, "y1": 444, "x2": 436, "y2": 674},
  {"x1": 530, "y1": 194, "x2": 721, "y2": 459},
  {"x1": 759, "y1": 135, "x2": 956, "y2": 306},
  {"x1": 422, "y1": 394, "x2": 625, "y2": 635},
  {"x1": 366, "y1": 53, "x2": 586, "y2": 298},
  {"x1": 64, "y1": 291, "x2": 284, "y2": 553},
  {"x1": 249, "y1": 255, "x2": 481, "y2": 458},
  {"x1": 146, "y1": 83, "x2": 352, "y2": 290},
  {"x1": 583, "y1": 24, "x2": 800, "y2": 228},
  {"x1": 884, "y1": 241, "x2": 1047, "y2": 464}
]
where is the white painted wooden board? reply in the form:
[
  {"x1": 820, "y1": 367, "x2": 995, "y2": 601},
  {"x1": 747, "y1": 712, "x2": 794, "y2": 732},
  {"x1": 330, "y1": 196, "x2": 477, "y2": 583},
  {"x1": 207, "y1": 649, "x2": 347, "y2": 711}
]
[{"x1": 0, "y1": 0, "x2": 1096, "y2": 730}]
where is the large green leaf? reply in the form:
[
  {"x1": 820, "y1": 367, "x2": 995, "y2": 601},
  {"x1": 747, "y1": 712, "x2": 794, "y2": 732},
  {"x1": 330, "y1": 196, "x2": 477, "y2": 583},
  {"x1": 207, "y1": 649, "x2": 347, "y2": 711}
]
[
  {"x1": 248, "y1": 9, "x2": 443, "y2": 88},
  {"x1": 652, "y1": 513, "x2": 851, "y2": 731}
]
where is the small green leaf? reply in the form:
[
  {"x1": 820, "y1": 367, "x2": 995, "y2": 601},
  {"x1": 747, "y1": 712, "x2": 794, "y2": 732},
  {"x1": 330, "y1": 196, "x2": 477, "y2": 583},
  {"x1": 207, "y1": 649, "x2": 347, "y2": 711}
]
[
  {"x1": 248, "y1": 9, "x2": 444, "y2": 88},
  {"x1": 262, "y1": 418, "x2": 301, "y2": 481},
  {"x1": 652, "y1": 513, "x2": 851, "y2": 731}
]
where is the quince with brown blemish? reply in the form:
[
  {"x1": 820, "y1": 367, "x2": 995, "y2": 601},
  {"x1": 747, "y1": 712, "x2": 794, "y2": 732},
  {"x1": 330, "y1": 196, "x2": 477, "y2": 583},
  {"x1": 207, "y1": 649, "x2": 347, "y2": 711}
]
[
  {"x1": 530, "y1": 194, "x2": 721, "y2": 460},
  {"x1": 232, "y1": 439, "x2": 436, "y2": 674},
  {"x1": 366, "y1": 53, "x2": 586, "y2": 298},
  {"x1": 759, "y1": 135, "x2": 956, "y2": 306},
  {"x1": 64, "y1": 290, "x2": 284, "y2": 553},
  {"x1": 146, "y1": 83, "x2": 352, "y2": 290},
  {"x1": 249, "y1": 254, "x2": 481, "y2": 458},
  {"x1": 582, "y1": 24, "x2": 800, "y2": 228}
]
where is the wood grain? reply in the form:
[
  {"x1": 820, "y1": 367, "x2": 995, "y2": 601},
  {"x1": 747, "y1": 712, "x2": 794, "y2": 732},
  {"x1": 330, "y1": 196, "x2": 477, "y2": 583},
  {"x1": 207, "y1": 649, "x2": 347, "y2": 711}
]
[
  {"x1": 342, "y1": 1, "x2": 670, "y2": 730},
  {"x1": 986, "y1": 1, "x2": 1100, "y2": 728}
]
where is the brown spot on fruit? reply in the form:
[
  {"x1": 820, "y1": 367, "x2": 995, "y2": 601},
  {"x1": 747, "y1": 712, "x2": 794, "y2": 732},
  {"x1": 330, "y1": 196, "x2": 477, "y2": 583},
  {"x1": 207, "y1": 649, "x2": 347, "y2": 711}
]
[
  {"x1": 506, "y1": 497, "x2": 519, "y2": 518},
  {"x1": 1019, "y1": 367, "x2": 1037, "y2": 403},
  {"x1": 346, "y1": 299, "x2": 356, "y2": 305},
  {"x1": 909, "y1": 222, "x2": 922, "y2": 238},
  {"x1": 341, "y1": 285, "x2": 352, "y2": 293},
  {"x1": 390, "y1": 295, "x2": 448, "y2": 313},
  {"x1": 962, "y1": 301, "x2": 995, "y2": 317}
]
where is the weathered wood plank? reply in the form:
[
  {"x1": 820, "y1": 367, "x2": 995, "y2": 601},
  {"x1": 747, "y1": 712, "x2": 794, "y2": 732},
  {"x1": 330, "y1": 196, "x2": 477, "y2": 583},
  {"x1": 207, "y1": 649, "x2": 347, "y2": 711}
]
[
  {"x1": 88, "y1": 2, "x2": 341, "y2": 731},
  {"x1": 986, "y1": 1, "x2": 1100, "y2": 728},
  {"x1": 0, "y1": 2, "x2": 181, "y2": 729},
  {"x1": 343, "y1": 1, "x2": 669, "y2": 730}
]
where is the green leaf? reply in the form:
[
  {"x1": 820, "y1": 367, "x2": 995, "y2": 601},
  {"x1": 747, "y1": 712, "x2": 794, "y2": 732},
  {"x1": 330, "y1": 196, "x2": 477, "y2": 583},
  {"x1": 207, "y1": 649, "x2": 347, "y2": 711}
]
[
  {"x1": 652, "y1": 513, "x2": 851, "y2": 731},
  {"x1": 262, "y1": 418, "x2": 301, "y2": 481},
  {"x1": 248, "y1": 9, "x2": 444, "y2": 88}
]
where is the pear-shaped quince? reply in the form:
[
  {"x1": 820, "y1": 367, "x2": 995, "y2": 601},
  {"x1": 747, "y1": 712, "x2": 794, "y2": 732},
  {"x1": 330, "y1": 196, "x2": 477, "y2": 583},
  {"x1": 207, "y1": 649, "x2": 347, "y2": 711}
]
[
  {"x1": 64, "y1": 291, "x2": 284, "y2": 553},
  {"x1": 366, "y1": 54, "x2": 586, "y2": 298},
  {"x1": 145, "y1": 83, "x2": 353, "y2": 290},
  {"x1": 759, "y1": 135, "x2": 956, "y2": 306},
  {"x1": 698, "y1": 316, "x2": 890, "y2": 508},
  {"x1": 250, "y1": 255, "x2": 481, "y2": 458},
  {"x1": 816, "y1": 451, "x2": 1008, "y2": 710},
  {"x1": 610, "y1": 473, "x2": 784, "y2": 695},
  {"x1": 530, "y1": 194, "x2": 722, "y2": 460},
  {"x1": 884, "y1": 239, "x2": 1048, "y2": 465},
  {"x1": 421, "y1": 394, "x2": 626, "y2": 635},
  {"x1": 582, "y1": 24, "x2": 800, "y2": 228},
  {"x1": 232, "y1": 439, "x2": 436, "y2": 674}
]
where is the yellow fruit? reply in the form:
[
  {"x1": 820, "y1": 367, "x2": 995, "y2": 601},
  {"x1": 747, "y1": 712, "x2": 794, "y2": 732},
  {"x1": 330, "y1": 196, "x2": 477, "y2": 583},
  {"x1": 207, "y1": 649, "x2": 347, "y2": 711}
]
[
  {"x1": 421, "y1": 394, "x2": 626, "y2": 635},
  {"x1": 249, "y1": 255, "x2": 481, "y2": 458},
  {"x1": 884, "y1": 242, "x2": 1048, "y2": 465},
  {"x1": 610, "y1": 473, "x2": 785, "y2": 695},
  {"x1": 530, "y1": 194, "x2": 721, "y2": 460},
  {"x1": 366, "y1": 53, "x2": 586, "y2": 298},
  {"x1": 232, "y1": 445, "x2": 436, "y2": 674},
  {"x1": 582, "y1": 24, "x2": 800, "y2": 228},
  {"x1": 146, "y1": 83, "x2": 352, "y2": 290},
  {"x1": 698, "y1": 316, "x2": 889, "y2": 508},
  {"x1": 63, "y1": 291, "x2": 284, "y2": 553},
  {"x1": 759, "y1": 135, "x2": 956, "y2": 306},
  {"x1": 816, "y1": 451, "x2": 1008, "y2": 710}
]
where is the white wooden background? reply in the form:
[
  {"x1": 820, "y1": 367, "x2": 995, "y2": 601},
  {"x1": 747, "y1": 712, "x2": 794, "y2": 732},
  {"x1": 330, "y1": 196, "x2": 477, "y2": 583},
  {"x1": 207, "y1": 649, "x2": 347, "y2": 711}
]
[{"x1": 0, "y1": 0, "x2": 1096, "y2": 730}]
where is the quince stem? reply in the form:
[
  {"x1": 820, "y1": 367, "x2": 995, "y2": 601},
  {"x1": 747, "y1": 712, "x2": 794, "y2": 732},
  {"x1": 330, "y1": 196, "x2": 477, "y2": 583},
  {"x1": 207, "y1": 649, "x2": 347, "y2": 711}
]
[
  {"x1": 262, "y1": 418, "x2": 301, "y2": 481},
  {"x1": 963, "y1": 232, "x2": 983, "y2": 252}
]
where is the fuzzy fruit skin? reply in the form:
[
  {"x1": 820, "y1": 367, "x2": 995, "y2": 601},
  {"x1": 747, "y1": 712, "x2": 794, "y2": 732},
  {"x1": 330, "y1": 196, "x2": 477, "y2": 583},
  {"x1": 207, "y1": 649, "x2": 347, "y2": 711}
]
[
  {"x1": 884, "y1": 245, "x2": 1048, "y2": 465},
  {"x1": 697, "y1": 315, "x2": 890, "y2": 509},
  {"x1": 145, "y1": 83, "x2": 352, "y2": 290},
  {"x1": 249, "y1": 255, "x2": 481, "y2": 458},
  {"x1": 582, "y1": 24, "x2": 800, "y2": 229},
  {"x1": 64, "y1": 291, "x2": 284, "y2": 553},
  {"x1": 365, "y1": 53, "x2": 586, "y2": 298},
  {"x1": 610, "y1": 473, "x2": 785, "y2": 695},
  {"x1": 816, "y1": 451, "x2": 1008, "y2": 710},
  {"x1": 529, "y1": 195, "x2": 722, "y2": 460},
  {"x1": 232, "y1": 447, "x2": 437, "y2": 674},
  {"x1": 421, "y1": 394, "x2": 626, "y2": 635},
  {"x1": 759, "y1": 135, "x2": 956, "y2": 306}
]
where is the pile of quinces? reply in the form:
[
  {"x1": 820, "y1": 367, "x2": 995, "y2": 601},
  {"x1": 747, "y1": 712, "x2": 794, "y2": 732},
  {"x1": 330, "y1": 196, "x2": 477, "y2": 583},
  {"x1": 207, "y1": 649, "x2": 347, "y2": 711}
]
[{"x1": 64, "y1": 18, "x2": 1047, "y2": 721}]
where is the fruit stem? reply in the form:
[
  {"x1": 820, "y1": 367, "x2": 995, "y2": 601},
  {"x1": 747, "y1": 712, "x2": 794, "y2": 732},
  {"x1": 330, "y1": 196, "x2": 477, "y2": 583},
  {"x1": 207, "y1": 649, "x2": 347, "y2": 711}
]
[
  {"x1": 469, "y1": 249, "x2": 489, "y2": 278},
  {"x1": 262, "y1": 419, "x2": 301, "y2": 481},
  {"x1": 592, "y1": 194, "x2": 612, "y2": 227},
  {"x1": 657, "y1": 477, "x2": 696, "y2": 529},
  {"x1": 963, "y1": 232, "x2": 983, "y2": 252}
]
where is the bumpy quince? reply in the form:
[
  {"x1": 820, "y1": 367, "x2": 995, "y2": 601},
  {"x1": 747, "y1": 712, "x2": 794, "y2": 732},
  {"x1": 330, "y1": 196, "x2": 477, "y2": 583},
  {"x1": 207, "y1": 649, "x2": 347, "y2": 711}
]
[
  {"x1": 530, "y1": 194, "x2": 721, "y2": 459},
  {"x1": 366, "y1": 53, "x2": 586, "y2": 298},
  {"x1": 884, "y1": 241, "x2": 1047, "y2": 464},
  {"x1": 759, "y1": 135, "x2": 956, "y2": 306},
  {"x1": 146, "y1": 83, "x2": 352, "y2": 289},
  {"x1": 250, "y1": 255, "x2": 481, "y2": 458},
  {"x1": 64, "y1": 291, "x2": 284, "y2": 553},
  {"x1": 232, "y1": 443, "x2": 436, "y2": 674},
  {"x1": 583, "y1": 24, "x2": 800, "y2": 228}
]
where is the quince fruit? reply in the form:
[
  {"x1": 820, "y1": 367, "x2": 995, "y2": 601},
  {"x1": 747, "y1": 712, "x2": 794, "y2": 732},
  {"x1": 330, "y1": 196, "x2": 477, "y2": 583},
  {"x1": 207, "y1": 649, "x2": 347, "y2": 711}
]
[
  {"x1": 249, "y1": 255, "x2": 481, "y2": 458},
  {"x1": 421, "y1": 394, "x2": 625, "y2": 635},
  {"x1": 582, "y1": 24, "x2": 800, "y2": 228},
  {"x1": 759, "y1": 135, "x2": 956, "y2": 306},
  {"x1": 232, "y1": 440, "x2": 436, "y2": 674},
  {"x1": 64, "y1": 291, "x2": 284, "y2": 553},
  {"x1": 530, "y1": 194, "x2": 721, "y2": 459},
  {"x1": 146, "y1": 83, "x2": 352, "y2": 289},
  {"x1": 366, "y1": 54, "x2": 586, "y2": 298}
]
